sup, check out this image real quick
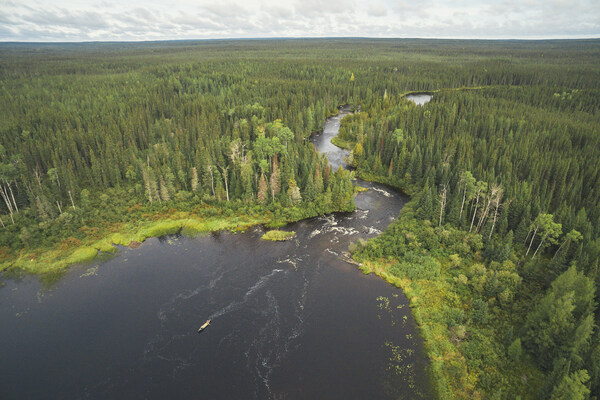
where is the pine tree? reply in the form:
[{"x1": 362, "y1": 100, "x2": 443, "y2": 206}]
[
  {"x1": 550, "y1": 369, "x2": 590, "y2": 400},
  {"x1": 417, "y1": 182, "x2": 435, "y2": 222},
  {"x1": 314, "y1": 167, "x2": 324, "y2": 194}
]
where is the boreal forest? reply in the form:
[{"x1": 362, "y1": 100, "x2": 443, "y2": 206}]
[{"x1": 1, "y1": 39, "x2": 599, "y2": 399}]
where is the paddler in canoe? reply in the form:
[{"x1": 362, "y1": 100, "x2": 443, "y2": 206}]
[{"x1": 198, "y1": 319, "x2": 211, "y2": 332}]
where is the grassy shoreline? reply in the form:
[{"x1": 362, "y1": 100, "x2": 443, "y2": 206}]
[
  {"x1": 330, "y1": 123, "x2": 447, "y2": 396},
  {"x1": 354, "y1": 212, "x2": 544, "y2": 400},
  {"x1": 0, "y1": 202, "x2": 340, "y2": 278},
  {"x1": 358, "y1": 259, "x2": 451, "y2": 399},
  {"x1": 0, "y1": 110, "x2": 352, "y2": 279},
  {"x1": 2, "y1": 211, "x2": 267, "y2": 277},
  {"x1": 330, "y1": 123, "x2": 534, "y2": 399}
]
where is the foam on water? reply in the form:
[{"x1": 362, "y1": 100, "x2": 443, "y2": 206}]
[{"x1": 371, "y1": 187, "x2": 392, "y2": 197}]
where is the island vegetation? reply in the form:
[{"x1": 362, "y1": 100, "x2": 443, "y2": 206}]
[
  {"x1": 1, "y1": 39, "x2": 599, "y2": 398},
  {"x1": 261, "y1": 230, "x2": 296, "y2": 241}
]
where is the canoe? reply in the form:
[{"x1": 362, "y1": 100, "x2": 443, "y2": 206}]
[{"x1": 198, "y1": 319, "x2": 211, "y2": 332}]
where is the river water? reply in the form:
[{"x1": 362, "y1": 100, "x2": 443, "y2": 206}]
[{"x1": 0, "y1": 113, "x2": 432, "y2": 399}]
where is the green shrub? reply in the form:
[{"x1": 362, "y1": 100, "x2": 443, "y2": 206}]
[
  {"x1": 261, "y1": 230, "x2": 295, "y2": 241},
  {"x1": 472, "y1": 299, "x2": 490, "y2": 324},
  {"x1": 388, "y1": 251, "x2": 441, "y2": 280}
]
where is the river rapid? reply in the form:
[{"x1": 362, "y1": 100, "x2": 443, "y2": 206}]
[{"x1": 0, "y1": 112, "x2": 432, "y2": 399}]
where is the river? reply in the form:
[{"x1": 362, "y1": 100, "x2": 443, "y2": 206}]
[{"x1": 0, "y1": 112, "x2": 432, "y2": 400}]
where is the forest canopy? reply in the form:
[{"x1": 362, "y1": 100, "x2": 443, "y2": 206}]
[{"x1": 1, "y1": 38, "x2": 599, "y2": 399}]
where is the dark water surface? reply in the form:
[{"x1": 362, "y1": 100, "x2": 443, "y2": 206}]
[{"x1": 0, "y1": 113, "x2": 432, "y2": 400}]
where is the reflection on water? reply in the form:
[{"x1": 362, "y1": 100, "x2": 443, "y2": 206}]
[{"x1": 405, "y1": 93, "x2": 432, "y2": 106}]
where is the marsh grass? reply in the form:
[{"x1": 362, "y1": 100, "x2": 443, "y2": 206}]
[{"x1": 1, "y1": 208, "x2": 296, "y2": 277}]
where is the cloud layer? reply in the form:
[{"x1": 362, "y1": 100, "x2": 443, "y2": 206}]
[{"x1": 1, "y1": 0, "x2": 599, "y2": 41}]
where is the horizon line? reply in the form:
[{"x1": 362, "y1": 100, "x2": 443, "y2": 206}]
[{"x1": 2, "y1": 35, "x2": 600, "y2": 44}]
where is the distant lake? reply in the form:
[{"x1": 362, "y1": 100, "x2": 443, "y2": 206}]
[{"x1": 405, "y1": 93, "x2": 432, "y2": 106}]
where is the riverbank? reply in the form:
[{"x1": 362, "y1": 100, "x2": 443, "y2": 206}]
[
  {"x1": 331, "y1": 109, "x2": 546, "y2": 398},
  {"x1": 353, "y1": 201, "x2": 544, "y2": 400},
  {"x1": 0, "y1": 198, "x2": 354, "y2": 279},
  {"x1": 328, "y1": 113, "x2": 449, "y2": 397}
]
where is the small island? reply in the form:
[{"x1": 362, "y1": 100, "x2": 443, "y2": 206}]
[{"x1": 261, "y1": 230, "x2": 296, "y2": 241}]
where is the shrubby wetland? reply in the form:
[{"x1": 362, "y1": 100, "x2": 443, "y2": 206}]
[{"x1": 1, "y1": 39, "x2": 599, "y2": 399}]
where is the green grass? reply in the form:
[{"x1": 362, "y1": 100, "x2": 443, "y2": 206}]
[
  {"x1": 261, "y1": 230, "x2": 296, "y2": 241},
  {"x1": 0, "y1": 211, "x2": 274, "y2": 277},
  {"x1": 0, "y1": 197, "x2": 353, "y2": 277},
  {"x1": 331, "y1": 135, "x2": 355, "y2": 150}
]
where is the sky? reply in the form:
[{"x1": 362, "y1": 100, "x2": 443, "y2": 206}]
[{"x1": 1, "y1": 0, "x2": 599, "y2": 42}]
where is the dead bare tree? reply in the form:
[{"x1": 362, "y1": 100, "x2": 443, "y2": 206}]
[
  {"x1": 488, "y1": 187, "x2": 505, "y2": 239},
  {"x1": 469, "y1": 181, "x2": 487, "y2": 232},
  {"x1": 438, "y1": 183, "x2": 448, "y2": 226},
  {"x1": 68, "y1": 190, "x2": 76, "y2": 210},
  {"x1": 0, "y1": 182, "x2": 15, "y2": 224},
  {"x1": 207, "y1": 165, "x2": 215, "y2": 197},
  {"x1": 218, "y1": 165, "x2": 230, "y2": 202},
  {"x1": 477, "y1": 184, "x2": 502, "y2": 233}
]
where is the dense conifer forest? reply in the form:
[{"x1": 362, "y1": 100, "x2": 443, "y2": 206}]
[{"x1": 1, "y1": 39, "x2": 599, "y2": 398}]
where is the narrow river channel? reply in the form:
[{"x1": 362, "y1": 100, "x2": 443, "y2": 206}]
[{"x1": 0, "y1": 111, "x2": 433, "y2": 400}]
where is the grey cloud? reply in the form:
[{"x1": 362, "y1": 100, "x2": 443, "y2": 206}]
[
  {"x1": 172, "y1": 14, "x2": 225, "y2": 30},
  {"x1": 202, "y1": 2, "x2": 250, "y2": 19},
  {"x1": 392, "y1": 1, "x2": 430, "y2": 19},
  {"x1": 367, "y1": 2, "x2": 387, "y2": 17},
  {"x1": 293, "y1": 0, "x2": 356, "y2": 18},
  {"x1": 18, "y1": 8, "x2": 111, "y2": 30},
  {"x1": 0, "y1": 0, "x2": 598, "y2": 41},
  {"x1": 259, "y1": 4, "x2": 294, "y2": 19}
]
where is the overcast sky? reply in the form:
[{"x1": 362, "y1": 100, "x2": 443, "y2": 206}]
[{"x1": 1, "y1": 0, "x2": 599, "y2": 42}]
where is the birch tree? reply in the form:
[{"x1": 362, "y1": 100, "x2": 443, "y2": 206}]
[
  {"x1": 553, "y1": 229, "x2": 583, "y2": 259},
  {"x1": 469, "y1": 181, "x2": 488, "y2": 232},
  {"x1": 218, "y1": 166, "x2": 230, "y2": 202},
  {"x1": 458, "y1": 171, "x2": 476, "y2": 220},
  {"x1": 526, "y1": 213, "x2": 562, "y2": 258},
  {"x1": 0, "y1": 162, "x2": 19, "y2": 223},
  {"x1": 476, "y1": 184, "x2": 502, "y2": 234},
  {"x1": 488, "y1": 186, "x2": 504, "y2": 239}
]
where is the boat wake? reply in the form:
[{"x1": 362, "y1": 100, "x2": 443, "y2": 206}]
[{"x1": 208, "y1": 268, "x2": 286, "y2": 320}]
